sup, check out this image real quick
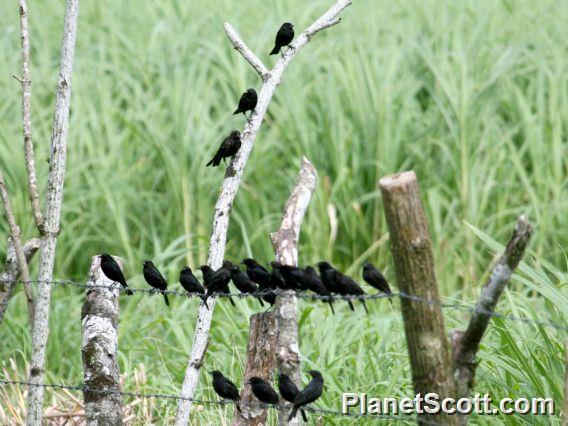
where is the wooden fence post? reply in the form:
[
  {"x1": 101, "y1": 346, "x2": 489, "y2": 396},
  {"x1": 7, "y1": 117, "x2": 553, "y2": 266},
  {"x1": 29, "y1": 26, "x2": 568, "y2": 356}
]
[
  {"x1": 232, "y1": 313, "x2": 277, "y2": 425},
  {"x1": 379, "y1": 171, "x2": 457, "y2": 426},
  {"x1": 81, "y1": 255, "x2": 123, "y2": 425}
]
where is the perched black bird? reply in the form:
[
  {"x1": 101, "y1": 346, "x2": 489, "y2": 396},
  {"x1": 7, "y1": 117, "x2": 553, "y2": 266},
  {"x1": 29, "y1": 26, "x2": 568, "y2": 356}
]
[
  {"x1": 278, "y1": 373, "x2": 307, "y2": 422},
  {"x1": 100, "y1": 253, "x2": 133, "y2": 295},
  {"x1": 243, "y1": 258, "x2": 275, "y2": 306},
  {"x1": 248, "y1": 377, "x2": 279, "y2": 405},
  {"x1": 362, "y1": 262, "x2": 393, "y2": 304},
  {"x1": 270, "y1": 262, "x2": 289, "y2": 290},
  {"x1": 270, "y1": 23, "x2": 294, "y2": 55},
  {"x1": 206, "y1": 131, "x2": 241, "y2": 167},
  {"x1": 317, "y1": 261, "x2": 368, "y2": 313},
  {"x1": 143, "y1": 260, "x2": 169, "y2": 306},
  {"x1": 301, "y1": 266, "x2": 335, "y2": 314},
  {"x1": 179, "y1": 266, "x2": 205, "y2": 301},
  {"x1": 200, "y1": 264, "x2": 235, "y2": 307},
  {"x1": 233, "y1": 88, "x2": 257, "y2": 120},
  {"x1": 229, "y1": 265, "x2": 264, "y2": 306},
  {"x1": 279, "y1": 264, "x2": 308, "y2": 291},
  {"x1": 288, "y1": 370, "x2": 324, "y2": 421},
  {"x1": 210, "y1": 371, "x2": 241, "y2": 412}
]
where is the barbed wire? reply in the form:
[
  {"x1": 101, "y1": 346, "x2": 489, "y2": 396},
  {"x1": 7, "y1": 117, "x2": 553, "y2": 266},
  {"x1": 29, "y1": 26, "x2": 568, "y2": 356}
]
[
  {"x1": 2, "y1": 279, "x2": 566, "y2": 332},
  {"x1": 0, "y1": 379, "x2": 468, "y2": 424}
]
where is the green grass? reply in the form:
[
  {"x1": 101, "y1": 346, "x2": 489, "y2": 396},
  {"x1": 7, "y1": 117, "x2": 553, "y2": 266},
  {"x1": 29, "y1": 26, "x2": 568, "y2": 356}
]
[{"x1": 0, "y1": 0, "x2": 567, "y2": 424}]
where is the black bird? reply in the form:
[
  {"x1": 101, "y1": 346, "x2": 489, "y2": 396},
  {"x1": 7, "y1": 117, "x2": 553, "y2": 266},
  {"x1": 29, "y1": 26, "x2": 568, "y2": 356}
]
[
  {"x1": 278, "y1": 373, "x2": 307, "y2": 422},
  {"x1": 229, "y1": 265, "x2": 264, "y2": 306},
  {"x1": 362, "y1": 262, "x2": 393, "y2": 304},
  {"x1": 270, "y1": 23, "x2": 294, "y2": 55},
  {"x1": 200, "y1": 264, "x2": 235, "y2": 307},
  {"x1": 99, "y1": 253, "x2": 133, "y2": 295},
  {"x1": 143, "y1": 260, "x2": 169, "y2": 306},
  {"x1": 206, "y1": 130, "x2": 241, "y2": 167},
  {"x1": 243, "y1": 258, "x2": 275, "y2": 306},
  {"x1": 279, "y1": 264, "x2": 308, "y2": 291},
  {"x1": 210, "y1": 371, "x2": 241, "y2": 412},
  {"x1": 317, "y1": 261, "x2": 368, "y2": 313},
  {"x1": 248, "y1": 377, "x2": 279, "y2": 405},
  {"x1": 301, "y1": 266, "x2": 335, "y2": 314},
  {"x1": 233, "y1": 88, "x2": 258, "y2": 120},
  {"x1": 179, "y1": 266, "x2": 205, "y2": 301},
  {"x1": 288, "y1": 370, "x2": 324, "y2": 421},
  {"x1": 270, "y1": 262, "x2": 289, "y2": 290}
]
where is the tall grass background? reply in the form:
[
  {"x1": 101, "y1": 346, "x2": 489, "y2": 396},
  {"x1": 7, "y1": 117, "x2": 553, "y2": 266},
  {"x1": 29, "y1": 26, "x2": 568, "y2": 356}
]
[{"x1": 0, "y1": 0, "x2": 567, "y2": 423}]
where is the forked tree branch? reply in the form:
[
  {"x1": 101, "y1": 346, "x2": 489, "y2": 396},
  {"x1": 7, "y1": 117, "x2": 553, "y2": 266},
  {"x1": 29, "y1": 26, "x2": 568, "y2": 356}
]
[
  {"x1": 0, "y1": 238, "x2": 40, "y2": 323},
  {"x1": 270, "y1": 157, "x2": 317, "y2": 426},
  {"x1": 0, "y1": 171, "x2": 35, "y2": 322},
  {"x1": 26, "y1": 0, "x2": 80, "y2": 423},
  {"x1": 224, "y1": 24, "x2": 270, "y2": 81},
  {"x1": 175, "y1": 2, "x2": 351, "y2": 424},
  {"x1": 18, "y1": 0, "x2": 43, "y2": 231},
  {"x1": 451, "y1": 216, "x2": 532, "y2": 415}
]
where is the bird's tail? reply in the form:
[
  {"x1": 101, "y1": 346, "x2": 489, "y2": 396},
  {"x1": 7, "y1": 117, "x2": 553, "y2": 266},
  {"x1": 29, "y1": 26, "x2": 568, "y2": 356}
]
[
  {"x1": 202, "y1": 295, "x2": 210, "y2": 309},
  {"x1": 206, "y1": 155, "x2": 221, "y2": 167},
  {"x1": 163, "y1": 292, "x2": 170, "y2": 306},
  {"x1": 122, "y1": 281, "x2": 133, "y2": 296},
  {"x1": 327, "y1": 300, "x2": 335, "y2": 315},
  {"x1": 361, "y1": 299, "x2": 368, "y2": 314},
  {"x1": 301, "y1": 409, "x2": 307, "y2": 422},
  {"x1": 233, "y1": 108, "x2": 241, "y2": 115},
  {"x1": 270, "y1": 45, "x2": 280, "y2": 55},
  {"x1": 288, "y1": 406, "x2": 298, "y2": 421},
  {"x1": 228, "y1": 295, "x2": 236, "y2": 307},
  {"x1": 347, "y1": 299, "x2": 355, "y2": 311}
]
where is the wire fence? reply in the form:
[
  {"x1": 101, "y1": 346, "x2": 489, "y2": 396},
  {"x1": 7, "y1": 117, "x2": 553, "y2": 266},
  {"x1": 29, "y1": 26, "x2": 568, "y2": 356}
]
[{"x1": 2, "y1": 279, "x2": 567, "y2": 332}]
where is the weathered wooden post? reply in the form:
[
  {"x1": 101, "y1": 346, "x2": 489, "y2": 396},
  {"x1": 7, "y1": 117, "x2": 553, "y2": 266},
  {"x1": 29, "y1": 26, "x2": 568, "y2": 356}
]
[
  {"x1": 232, "y1": 313, "x2": 277, "y2": 426},
  {"x1": 81, "y1": 255, "x2": 123, "y2": 425},
  {"x1": 379, "y1": 171, "x2": 457, "y2": 426}
]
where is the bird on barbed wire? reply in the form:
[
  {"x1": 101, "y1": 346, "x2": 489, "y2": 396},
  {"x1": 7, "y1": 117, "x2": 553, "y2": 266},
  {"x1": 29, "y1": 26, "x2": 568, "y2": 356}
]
[
  {"x1": 362, "y1": 262, "x2": 393, "y2": 305},
  {"x1": 143, "y1": 260, "x2": 169, "y2": 306},
  {"x1": 270, "y1": 261, "x2": 290, "y2": 290},
  {"x1": 229, "y1": 265, "x2": 264, "y2": 306},
  {"x1": 179, "y1": 266, "x2": 205, "y2": 301},
  {"x1": 206, "y1": 130, "x2": 241, "y2": 167},
  {"x1": 99, "y1": 253, "x2": 133, "y2": 295},
  {"x1": 233, "y1": 88, "x2": 257, "y2": 121},
  {"x1": 200, "y1": 264, "x2": 235, "y2": 308},
  {"x1": 248, "y1": 377, "x2": 280, "y2": 405},
  {"x1": 210, "y1": 371, "x2": 241, "y2": 412},
  {"x1": 270, "y1": 22, "x2": 295, "y2": 56},
  {"x1": 279, "y1": 264, "x2": 308, "y2": 291},
  {"x1": 317, "y1": 261, "x2": 368, "y2": 313},
  {"x1": 288, "y1": 370, "x2": 324, "y2": 421},
  {"x1": 243, "y1": 258, "x2": 276, "y2": 306},
  {"x1": 300, "y1": 266, "x2": 335, "y2": 314},
  {"x1": 278, "y1": 373, "x2": 308, "y2": 422}
]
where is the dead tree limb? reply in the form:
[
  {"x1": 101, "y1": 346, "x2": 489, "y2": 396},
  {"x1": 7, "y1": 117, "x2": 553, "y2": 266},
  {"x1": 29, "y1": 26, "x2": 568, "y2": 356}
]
[
  {"x1": 379, "y1": 171, "x2": 457, "y2": 426},
  {"x1": 232, "y1": 313, "x2": 277, "y2": 426},
  {"x1": 81, "y1": 255, "x2": 123, "y2": 426},
  {"x1": 174, "y1": 2, "x2": 351, "y2": 424},
  {"x1": 270, "y1": 157, "x2": 318, "y2": 426},
  {"x1": 18, "y1": 0, "x2": 43, "y2": 230},
  {"x1": 26, "y1": 0, "x2": 80, "y2": 423},
  {"x1": 0, "y1": 238, "x2": 40, "y2": 323},
  {"x1": 0, "y1": 172, "x2": 35, "y2": 322},
  {"x1": 451, "y1": 216, "x2": 532, "y2": 420}
]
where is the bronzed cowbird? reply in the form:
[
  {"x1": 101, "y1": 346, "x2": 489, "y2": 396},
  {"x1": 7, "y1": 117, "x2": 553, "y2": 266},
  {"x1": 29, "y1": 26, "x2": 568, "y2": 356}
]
[
  {"x1": 270, "y1": 23, "x2": 294, "y2": 55},
  {"x1": 229, "y1": 265, "x2": 264, "y2": 306},
  {"x1": 143, "y1": 260, "x2": 169, "y2": 306},
  {"x1": 210, "y1": 371, "x2": 241, "y2": 411},
  {"x1": 302, "y1": 266, "x2": 335, "y2": 314},
  {"x1": 278, "y1": 373, "x2": 307, "y2": 422},
  {"x1": 317, "y1": 261, "x2": 367, "y2": 313},
  {"x1": 100, "y1": 253, "x2": 133, "y2": 295},
  {"x1": 179, "y1": 266, "x2": 205, "y2": 304},
  {"x1": 248, "y1": 377, "x2": 279, "y2": 404},
  {"x1": 233, "y1": 88, "x2": 257, "y2": 120},
  {"x1": 243, "y1": 258, "x2": 275, "y2": 306},
  {"x1": 288, "y1": 370, "x2": 324, "y2": 421},
  {"x1": 363, "y1": 262, "x2": 393, "y2": 304},
  {"x1": 206, "y1": 131, "x2": 241, "y2": 167},
  {"x1": 200, "y1": 264, "x2": 235, "y2": 307}
]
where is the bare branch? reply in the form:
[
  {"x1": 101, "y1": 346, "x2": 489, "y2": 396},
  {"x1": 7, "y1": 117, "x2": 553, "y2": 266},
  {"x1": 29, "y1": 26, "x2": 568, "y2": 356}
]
[
  {"x1": 451, "y1": 216, "x2": 532, "y2": 404},
  {"x1": 223, "y1": 23, "x2": 270, "y2": 81},
  {"x1": 0, "y1": 171, "x2": 34, "y2": 322},
  {"x1": 0, "y1": 238, "x2": 40, "y2": 323},
  {"x1": 174, "y1": 2, "x2": 351, "y2": 423},
  {"x1": 18, "y1": 0, "x2": 43, "y2": 230},
  {"x1": 270, "y1": 157, "x2": 317, "y2": 426},
  {"x1": 26, "y1": 0, "x2": 80, "y2": 423}
]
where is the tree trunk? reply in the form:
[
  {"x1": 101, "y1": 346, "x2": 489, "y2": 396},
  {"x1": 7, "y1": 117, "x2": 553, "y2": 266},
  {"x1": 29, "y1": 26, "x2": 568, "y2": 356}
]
[
  {"x1": 379, "y1": 171, "x2": 457, "y2": 426},
  {"x1": 81, "y1": 255, "x2": 123, "y2": 425},
  {"x1": 232, "y1": 313, "x2": 277, "y2": 426}
]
